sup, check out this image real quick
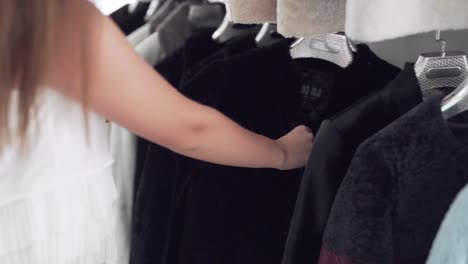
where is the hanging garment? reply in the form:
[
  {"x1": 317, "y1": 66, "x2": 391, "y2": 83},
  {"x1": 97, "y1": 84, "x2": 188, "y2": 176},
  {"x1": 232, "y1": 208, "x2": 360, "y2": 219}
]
[
  {"x1": 119, "y1": 10, "x2": 225, "y2": 261},
  {"x1": 225, "y1": 0, "x2": 345, "y2": 37},
  {"x1": 135, "y1": 3, "x2": 193, "y2": 65},
  {"x1": 130, "y1": 4, "x2": 225, "y2": 185},
  {"x1": 135, "y1": 3, "x2": 224, "y2": 65},
  {"x1": 149, "y1": 0, "x2": 191, "y2": 32},
  {"x1": 346, "y1": 0, "x2": 468, "y2": 42},
  {"x1": 427, "y1": 183, "x2": 468, "y2": 264},
  {"x1": 0, "y1": 89, "x2": 118, "y2": 264},
  {"x1": 131, "y1": 33, "x2": 260, "y2": 264},
  {"x1": 170, "y1": 41, "x2": 304, "y2": 264},
  {"x1": 109, "y1": 122, "x2": 136, "y2": 264},
  {"x1": 114, "y1": 6, "x2": 206, "y2": 262},
  {"x1": 128, "y1": 23, "x2": 152, "y2": 46},
  {"x1": 145, "y1": 0, "x2": 223, "y2": 33},
  {"x1": 110, "y1": 2, "x2": 151, "y2": 35},
  {"x1": 133, "y1": 28, "x2": 234, "y2": 190},
  {"x1": 133, "y1": 40, "x2": 304, "y2": 264},
  {"x1": 132, "y1": 37, "x2": 399, "y2": 264},
  {"x1": 187, "y1": 4, "x2": 226, "y2": 29},
  {"x1": 131, "y1": 29, "x2": 239, "y2": 264},
  {"x1": 319, "y1": 97, "x2": 468, "y2": 264},
  {"x1": 292, "y1": 44, "x2": 400, "y2": 132},
  {"x1": 282, "y1": 65, "x2": 421, "y2": 264},
  {"x1": 153, "y1": 29, "x2": 223, "y2": 86}
]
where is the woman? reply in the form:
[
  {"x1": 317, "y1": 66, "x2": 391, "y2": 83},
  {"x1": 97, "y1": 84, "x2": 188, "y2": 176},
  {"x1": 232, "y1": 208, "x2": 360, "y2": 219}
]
[{"x1": 0, "y1": 1, "x2": 313, "y2": 263}]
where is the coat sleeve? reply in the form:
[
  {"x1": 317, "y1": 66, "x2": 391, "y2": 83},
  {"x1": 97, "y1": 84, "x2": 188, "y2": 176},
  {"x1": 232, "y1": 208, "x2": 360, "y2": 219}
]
[{"x1": 319, "y1": 140, "x2": 394, "y2": 264}]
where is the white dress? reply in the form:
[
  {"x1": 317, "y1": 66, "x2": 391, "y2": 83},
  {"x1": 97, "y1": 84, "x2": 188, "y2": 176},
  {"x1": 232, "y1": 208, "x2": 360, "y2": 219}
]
[{"x1": 0, "y1": 88, "x2": 119, "y2": 264}]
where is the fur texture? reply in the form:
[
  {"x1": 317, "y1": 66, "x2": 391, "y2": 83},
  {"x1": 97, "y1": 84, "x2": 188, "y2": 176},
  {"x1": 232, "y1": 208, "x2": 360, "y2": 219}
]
[
  {"x1": 225, "y1": 0, "x2": 345, "y2": 37},
  {"x1": 277, "y1": 0, "x2": 345, "y2": 37},
  {"x1": 226, "y1": 0, "x2": 277, "y2": 23},
  {"x1": 226, "y1": 0, "x2": 468, "y2": 41},
  {"x1": 320, "y1": 98, "x2": 468, "y2": 263},
  {"x1": 346, "y1": 0, "x2": 468, "y2": 42}
]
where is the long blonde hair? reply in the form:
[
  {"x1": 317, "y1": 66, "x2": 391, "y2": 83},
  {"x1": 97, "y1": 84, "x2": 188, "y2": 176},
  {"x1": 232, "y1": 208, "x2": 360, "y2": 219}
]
[{"x1": 0, "y1": 0, "x2": 92, "y2": 150}]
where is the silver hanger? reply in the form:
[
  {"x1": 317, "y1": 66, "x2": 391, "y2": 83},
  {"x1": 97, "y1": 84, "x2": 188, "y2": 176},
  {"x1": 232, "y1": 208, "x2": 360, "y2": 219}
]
[
  {"x1": 414, "y1": 30, "x2": 468, "y2": 97},
  {"x1": 289, "y1": 33, "x2": 357, "y2": 68},
  {"x1": 441, "y1": 77, "x2": 468, "y2": 119},
  {"x1": 255, "y1": 23, "x2": 279, "y2": 47}
]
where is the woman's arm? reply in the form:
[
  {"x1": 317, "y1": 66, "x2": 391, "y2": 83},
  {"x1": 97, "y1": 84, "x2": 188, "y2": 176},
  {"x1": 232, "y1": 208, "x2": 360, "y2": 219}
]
[{"x1": 50, "y1": 3, "x2": 313, "y2": 170}]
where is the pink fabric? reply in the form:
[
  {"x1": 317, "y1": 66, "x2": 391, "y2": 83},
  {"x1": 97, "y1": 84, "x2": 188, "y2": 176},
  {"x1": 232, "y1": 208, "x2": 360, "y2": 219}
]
[{"x1": 319, "y1": 247, "x2": 368, "y2": 264}]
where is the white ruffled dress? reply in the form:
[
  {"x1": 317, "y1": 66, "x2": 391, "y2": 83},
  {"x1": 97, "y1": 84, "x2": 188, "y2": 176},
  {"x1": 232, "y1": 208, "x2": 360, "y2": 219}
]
[{"x1": 0, "y1": 88, "x2": 120, "y2": 264}]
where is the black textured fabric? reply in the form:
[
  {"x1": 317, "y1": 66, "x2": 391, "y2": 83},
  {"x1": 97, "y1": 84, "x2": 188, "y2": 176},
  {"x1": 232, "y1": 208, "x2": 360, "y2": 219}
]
[
  {"x1": 132, "y1": 28, "x2": 224, "y2": 246},
  {"x1": 132, "y1": 40, "x2": 400, "y2": 264},
  {"x1": 132, "y1": 40, "x2": 304, "y2": 264},
  {"x1": 320, "y1": 97, "x2": 468, "y2": 264},
  {"x1": 283, "y1": 65, "x2": 421, "y2": 264},
  {"x1": 133, "y1": 30, "x2": 256, "y2": 202},
  {"x1": 292, "y1": 45, "x2": 400, "y2": 133},
  {"x1": 133, "y1": 28, "x2": 218, "y2": 190},
  {"x1": 174, "y1": 41, "x2": 304, "y2": 264},
  {"x1": 110, "y1": 2, "x2": 150, "y2": 35},
  {"x1": 131, "y1": 32, "x2": 258, "y2": 264}
]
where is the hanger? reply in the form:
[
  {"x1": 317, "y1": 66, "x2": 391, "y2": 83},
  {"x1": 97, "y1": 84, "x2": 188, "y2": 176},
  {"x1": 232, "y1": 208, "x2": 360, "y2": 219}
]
[
  {"x1": 255, "y1": 23, "x2": 280, "y2": 47},
  {"x1": 210, "y1": 0, "x2": 259, "y2": 43},
  {"x1": 440, "y1": 45, "x2": 468, "y2": 119},
  {"x1": 289, "y1": 32, "x2": 357, "y2": 68},
  {"x1": 441, "y1": 77, "x2": 468, "y2": 119},
  {"x1": 145, "y1": 0, "x2": 163, "y2": 20},
  {"x1": 212, "y1": 16, "x2": 260, "y2": 43},
  {"x1": 209, "y1": 0, "x2": 230, "y2": 42},
  {"x1": 414, "y1": 30, "x2": 468, "y2": 97}
]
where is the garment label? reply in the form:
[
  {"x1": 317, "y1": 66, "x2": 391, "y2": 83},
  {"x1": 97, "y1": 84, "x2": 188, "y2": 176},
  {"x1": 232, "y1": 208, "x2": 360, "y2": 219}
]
[
  {"x1": 299, "y1": 69, "x2": 334, "y2": 123},
  {"x1": 301, "y1": 84, "x2": 323, "y2": 99}
]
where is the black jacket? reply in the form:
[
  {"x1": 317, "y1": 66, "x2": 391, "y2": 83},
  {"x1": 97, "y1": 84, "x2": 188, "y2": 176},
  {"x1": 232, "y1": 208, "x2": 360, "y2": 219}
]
[
  {"x1": 282, "y1": 65, "x2": 422, "y2": 264},
  {"x1": 131, "y1": 40, "x2": 399, "y2": 264}
]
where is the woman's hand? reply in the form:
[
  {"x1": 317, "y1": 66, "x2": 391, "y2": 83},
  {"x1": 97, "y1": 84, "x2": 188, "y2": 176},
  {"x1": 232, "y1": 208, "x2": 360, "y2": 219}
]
[{"x1": 275, "y1": 126, "x2": 314, "y2": 170}]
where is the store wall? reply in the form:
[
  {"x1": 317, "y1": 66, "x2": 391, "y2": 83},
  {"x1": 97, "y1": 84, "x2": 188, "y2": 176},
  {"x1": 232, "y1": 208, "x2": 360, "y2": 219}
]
[{"x1": 369, "y1": 29, "x2": 468, "y2": 68}]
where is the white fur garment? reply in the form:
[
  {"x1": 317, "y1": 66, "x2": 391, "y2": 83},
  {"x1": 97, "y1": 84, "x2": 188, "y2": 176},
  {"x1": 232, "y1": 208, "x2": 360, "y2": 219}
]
[
  {"x1": 226, "y1": 0, "x2": 468, "y2": 41},
  {"x1": 226, "y1": 0, "x2": 276, "y2": 23},
  {"x1": 225, "y1": 0, "x2": 345, "y2": 37},
  {"x1": 346, "y1": 0, "x2": 468, "y2": 42},
  {"x1": 277, "y1": 0, "x2": 345, "y2": 37}
]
